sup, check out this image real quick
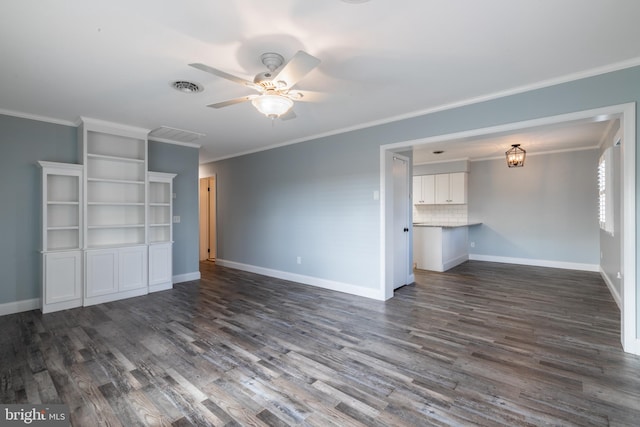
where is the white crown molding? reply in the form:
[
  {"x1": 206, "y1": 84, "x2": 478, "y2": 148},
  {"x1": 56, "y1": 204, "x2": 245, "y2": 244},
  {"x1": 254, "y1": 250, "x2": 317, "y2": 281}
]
[
  {"x1": 469, "y1": 145, "x2": 600, "y2": 163},
  {"x1": 202, "y1": 57, "x2": 640, "y2": 164},
  {"x1": 0, "y1": 109, "x2": 76, "y2": 127},
  {"x1": 148, "y1": 136, "x2": 201, "y2": 149}
]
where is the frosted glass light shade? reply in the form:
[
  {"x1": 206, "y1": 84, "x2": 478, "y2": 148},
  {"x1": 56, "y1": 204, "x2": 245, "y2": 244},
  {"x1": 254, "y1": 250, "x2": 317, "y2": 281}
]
[{"x1": 251, "y1": 94, "x2": 293, "y2": 119}]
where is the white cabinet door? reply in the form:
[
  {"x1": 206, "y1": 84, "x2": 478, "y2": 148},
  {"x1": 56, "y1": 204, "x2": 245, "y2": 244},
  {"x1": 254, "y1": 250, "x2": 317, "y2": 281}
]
[
  {"x1": 449, "y1": 172, "x2": 467, "y2": 204},
  {"x1": 422, "y1": 175, "x2": 435, "y2": 204},
  {"x1": 413, "y1": 175, "x2": 436, "y2": 204},
  {"x1": 85, "y1": 246, "x2": 148, "y2": 306},
  {"x1": 435, "y1": 173, "x2": 467, "y2": 204},
  {"x1": 119, "y1": 246, "x2": 147, "y2": 291},
  {"x1": 42, "y1": 251, "x2": 82, "y2": 313},
  {"x1": 412, "y1": 176, "x2": 423, "y2": 204},
  {"x1": 86, "y1": 249, "x2": 118, "y2": 298},
  {"x1": 435, "y1": 174, "x2": 451, "y2": 204},
  {"x1": 149, "y1": 243, "x2": 172, "y2": 292}
]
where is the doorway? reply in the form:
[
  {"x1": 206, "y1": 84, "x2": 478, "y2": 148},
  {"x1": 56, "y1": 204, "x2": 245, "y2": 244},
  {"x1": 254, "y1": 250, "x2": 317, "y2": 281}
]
[
  {"x1": 380, "y1": 103, "x2": 638, "y2": 355},
  {"x1": 199, "y1": 176, "x2": 217, "y2": 261}
]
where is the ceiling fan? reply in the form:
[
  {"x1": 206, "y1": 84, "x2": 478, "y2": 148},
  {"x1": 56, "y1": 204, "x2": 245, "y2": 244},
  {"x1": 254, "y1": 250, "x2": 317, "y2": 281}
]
[{"x1": 189, "y1": 50, "x2": 320, "y2": 120}]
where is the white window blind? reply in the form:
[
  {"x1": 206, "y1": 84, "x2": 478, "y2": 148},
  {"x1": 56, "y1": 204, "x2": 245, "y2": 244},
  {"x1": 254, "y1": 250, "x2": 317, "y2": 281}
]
[{"x1": 598, "y1": 148, "x2": 614, "y2": 234}]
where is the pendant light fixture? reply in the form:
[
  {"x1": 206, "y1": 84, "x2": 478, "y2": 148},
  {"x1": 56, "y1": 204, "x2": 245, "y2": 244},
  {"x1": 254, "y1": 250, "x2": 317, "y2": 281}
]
[{"x1": 505, "y1": 144, "x2": 526, "y2": 168}]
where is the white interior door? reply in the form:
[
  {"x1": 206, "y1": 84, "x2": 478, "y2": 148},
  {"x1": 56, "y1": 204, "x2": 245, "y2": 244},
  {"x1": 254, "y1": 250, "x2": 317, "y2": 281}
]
[
  {"x1": 392, "y1": 155, "x2": 410, "y2": 289},
  {"x1": 199, "y1": 176, "x2": 217, "y2": 261}
]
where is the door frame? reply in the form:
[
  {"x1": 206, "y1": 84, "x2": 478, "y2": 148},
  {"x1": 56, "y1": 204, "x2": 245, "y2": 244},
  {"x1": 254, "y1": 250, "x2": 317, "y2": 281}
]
[{"x1": 379, "y1": 102, "x2": 638, "y2": 355}]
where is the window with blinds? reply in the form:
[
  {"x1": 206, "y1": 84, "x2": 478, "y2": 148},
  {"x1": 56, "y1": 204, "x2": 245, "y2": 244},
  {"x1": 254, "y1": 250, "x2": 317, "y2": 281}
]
[{"x1": 598, "y1": 148, "x2": 614, "y2": 234}]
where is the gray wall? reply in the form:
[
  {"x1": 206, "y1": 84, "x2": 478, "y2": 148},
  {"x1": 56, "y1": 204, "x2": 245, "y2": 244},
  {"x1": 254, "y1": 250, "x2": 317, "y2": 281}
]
[
  {"x1": 468, "y1": 149, "x2": 599, "y2": 264},
  {"x1": 0, "y1": 115, "x2": 77, "y2": 304},
  {"x1": 199, "y1": 131, "x2": 381, "y2": 289},
  {"x1": 148, "y1": 141, "x2": 200, "y2": 278},
  {"x1": 201, "y1": 65, "x2": 640, "y2": 331},
  {"x1": 0, "y1": 115, "x2": 199, "y2": 307}
]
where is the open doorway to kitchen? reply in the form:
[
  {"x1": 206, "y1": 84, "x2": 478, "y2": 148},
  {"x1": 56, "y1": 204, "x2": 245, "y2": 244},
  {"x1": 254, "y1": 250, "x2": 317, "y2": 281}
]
[
  {"x1": 199, "y1": 176, "x2": 217, "y2": 262},
  {"x1": 380, "y1": 103, "x2": 637, "y2": 355}
]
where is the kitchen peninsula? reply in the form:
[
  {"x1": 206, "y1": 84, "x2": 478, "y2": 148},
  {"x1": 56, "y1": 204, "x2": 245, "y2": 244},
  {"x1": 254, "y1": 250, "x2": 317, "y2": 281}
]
[{"x1": 413, "y1": 222, "x2": 481, "y2": 272}]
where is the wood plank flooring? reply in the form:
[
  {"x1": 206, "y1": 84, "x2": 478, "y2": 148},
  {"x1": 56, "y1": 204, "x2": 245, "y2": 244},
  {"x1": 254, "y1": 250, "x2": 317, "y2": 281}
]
[{"x1": 2, "y1": 261, "x2": 640, "y2": 426}]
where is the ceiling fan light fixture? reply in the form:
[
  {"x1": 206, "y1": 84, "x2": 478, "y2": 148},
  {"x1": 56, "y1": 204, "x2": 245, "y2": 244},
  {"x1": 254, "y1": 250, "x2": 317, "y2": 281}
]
[
  {"x1": 505, "y1": 144, "x2": 526, "y2": 168},
  {"x1": 252, "y1": 94, "x2": 293, "y2": 119}
]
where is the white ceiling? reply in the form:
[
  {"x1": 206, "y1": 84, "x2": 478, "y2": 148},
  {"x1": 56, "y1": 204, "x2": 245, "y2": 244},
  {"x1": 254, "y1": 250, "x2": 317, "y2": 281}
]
[
  {"x1": 1, "y1": 0, "x2": 640, "y2": 163},
  {"x1": 412, "y1": 119, "x2": 615, "y2": 164}
]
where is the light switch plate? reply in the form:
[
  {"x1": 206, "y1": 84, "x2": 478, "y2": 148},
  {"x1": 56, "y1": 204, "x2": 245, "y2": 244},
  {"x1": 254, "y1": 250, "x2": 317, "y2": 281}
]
[{"x1": 173, "y1": 215, "x2": 180, "y2": 223}]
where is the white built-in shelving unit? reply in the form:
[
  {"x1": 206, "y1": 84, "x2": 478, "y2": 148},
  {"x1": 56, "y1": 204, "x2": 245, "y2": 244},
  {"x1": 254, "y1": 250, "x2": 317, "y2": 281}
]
[
  {"x1": 38, "y1": 161, "x2": 84, "y2": 313},
  {"x1": 38, "y1": 117, "x2": 176, "y2": 313},
  {"x1": 79, "y1": 118, "x2": 150, "y2": 306},
  {"x1": 148, "y1": 171, "x2": 176, "y2": 292}
]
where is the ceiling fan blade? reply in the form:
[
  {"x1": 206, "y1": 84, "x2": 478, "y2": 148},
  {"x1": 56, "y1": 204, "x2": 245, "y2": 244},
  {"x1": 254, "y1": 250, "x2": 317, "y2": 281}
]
[
  {"x1": 279, "y1": 110, "x2": 297, "y2": 121},
  {"x1": 207, "y1": 95, "x2": 256, "y2": 109},
  {"x1": 189, "y1": 63, "x2": 260, "y2": 90},
  {"x1": 273, "y1": 51, "x2": 320, "y2": 89}
]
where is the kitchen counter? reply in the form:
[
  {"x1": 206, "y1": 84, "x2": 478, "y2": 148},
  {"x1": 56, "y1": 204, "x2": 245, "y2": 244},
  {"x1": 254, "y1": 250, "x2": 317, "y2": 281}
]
[
  {"x1": 413, "y1": 222, "x2": 481, "y2": 228},
  {"x1": 413, "y1": 224, "x2": 480, "y2": 272}
]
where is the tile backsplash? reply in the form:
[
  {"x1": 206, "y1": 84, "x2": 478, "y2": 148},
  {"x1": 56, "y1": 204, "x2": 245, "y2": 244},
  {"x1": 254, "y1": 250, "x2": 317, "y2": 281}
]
[{"x1": 413, "y1": 204, "x2": 468, "y2": 224}]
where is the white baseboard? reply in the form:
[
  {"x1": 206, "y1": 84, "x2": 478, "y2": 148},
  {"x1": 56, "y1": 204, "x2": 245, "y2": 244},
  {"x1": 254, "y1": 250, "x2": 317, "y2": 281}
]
[
  {"x1": 0, "y1": 273, "x2": 201, "y2": 317},
  {"x1": 0, "y1": 298, "x2": 40, "y2": 316},
  {"x1": 149, "y1": 281, "x2": 173, "y2": 293},
  {"x1": 216, "y1": 259, "x2": 385, "y2": 300},
  {"x1": 599, "y1": 268, "x2": 622, "y2": 309},
  {"x1": 624, "y1": 336, "x2": 640, "y2": 356},
  {"x1": 468, "y1": 254, "x2": 599, "y2": 272},
  {"x1": 173, "y1": 271, "x2": 201, "y2": 284},
  {"x1": 443, "y1": 254, "x2": 469, "y2": 272}
]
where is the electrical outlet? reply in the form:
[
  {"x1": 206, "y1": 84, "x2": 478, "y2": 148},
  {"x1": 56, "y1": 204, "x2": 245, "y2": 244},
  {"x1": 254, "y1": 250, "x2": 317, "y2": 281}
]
[
  {"x1": 470, "y1": 241, "x2": 475, "y2": 248},
  {"x1": 173, "y1": 215, "x2": 180, "y2": 223},
  {"x1": 296, "y1": 256, "x2": 302, "y2": 264}
]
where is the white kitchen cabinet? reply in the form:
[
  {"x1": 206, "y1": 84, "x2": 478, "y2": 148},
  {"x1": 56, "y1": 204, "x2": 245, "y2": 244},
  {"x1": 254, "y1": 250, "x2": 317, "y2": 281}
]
[
  {"x1": 435, "y1": 172, "x2": 467, "y2": 204},
  {"x1": 412, "y1": 175, "x2": 435, "y2": 204},
  {"x1": 38, "y1": 161, "x2": 84, "y2": 313},
  {"x1": 413, "y1": 225, "x2": 469, "y2": 272}
]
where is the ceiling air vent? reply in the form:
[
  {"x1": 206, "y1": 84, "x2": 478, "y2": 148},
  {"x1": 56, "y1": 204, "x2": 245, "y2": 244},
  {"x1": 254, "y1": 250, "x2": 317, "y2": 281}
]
[
  {"x1": 171, "y1": 80, "x2": 203, "y2": 93},
  {"x1": 149, "y1": 126, "x2": 205, "y2": 143}
]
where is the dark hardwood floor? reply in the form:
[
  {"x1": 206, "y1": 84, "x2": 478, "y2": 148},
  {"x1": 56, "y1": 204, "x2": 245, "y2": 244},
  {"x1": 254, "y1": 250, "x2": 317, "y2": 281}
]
[{"x1": 2, "y1": 261, "x2": 640, "y2": 426}]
